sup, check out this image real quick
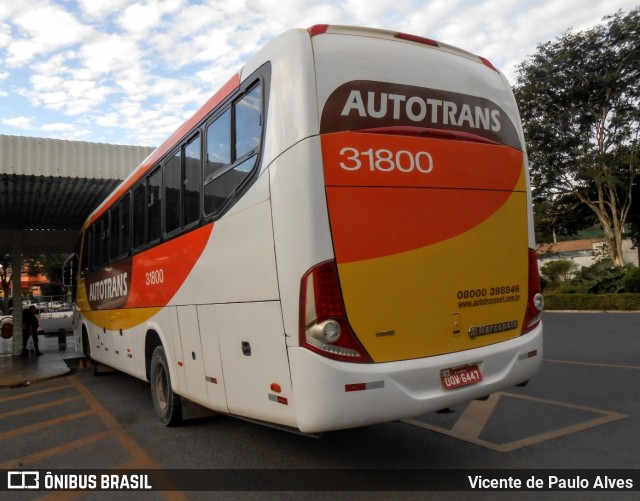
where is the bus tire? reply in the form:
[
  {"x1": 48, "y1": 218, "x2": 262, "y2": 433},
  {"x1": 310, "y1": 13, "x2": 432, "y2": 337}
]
[
  {"x1": 150, "y1": 345, "x2": 182, "y2": 426},
  {"x1": 82, "y1": 329, "x2": 91, "y2": 359}
]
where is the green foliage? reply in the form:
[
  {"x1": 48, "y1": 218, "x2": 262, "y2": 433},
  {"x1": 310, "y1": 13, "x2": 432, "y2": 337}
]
[
  {"x1": 544, "y1": 293, "x2": 640, "y2": 311},
  {"x1": 0, "y1": 254, "x2": 67, "y2": 314},
  {"x1": 622, "y1": 266, "x2": 640, "y2": 292},
  {"x1": 561, "y1": 260, "x2": 628, "y2": 294},
  {"x1": 515, "y1": 9, "x2": 640, "y2": 265},
  {"x1": 540, "y1": 259, "x2": 575, "y2": 285},
  {"x1": 37, "y1": 254, "x2": 66, "y2": 286},
  {"x1": 534, "y1": 197, "x2": 596, "y2": 243}
]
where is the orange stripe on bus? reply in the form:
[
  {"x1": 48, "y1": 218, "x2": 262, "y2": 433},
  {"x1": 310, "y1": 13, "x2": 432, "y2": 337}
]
[
  {"x1": 321, "y1": 132, "x2": 523, "y2": 191},
  {"x1": 326, "y1": 185, "x2": 514, "y2": 263},
  {"x1": 126, "y1": 223, "x2": 214, "y2": 308}
]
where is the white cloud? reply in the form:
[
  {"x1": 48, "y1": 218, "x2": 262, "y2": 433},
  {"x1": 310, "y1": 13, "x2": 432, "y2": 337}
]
[
  {"x1": 41, "y1": 122, "x2": 77, "y2": 132},
  {"x1": 95, "y1": 112, "x2": 121, "y2": 127},
  {"x1": 77, "y1": 0, "x2": 131, "y2": 18},
  {"x1": 6, "y1": 4, "x2": 93, "y2": 66},
  {"x1": 79, "y1": 34, "x2": 142, "y2": 74},
  {"x1": 1, "y1": 0, "x2": 638, "y2": 146},
  {"x1": 118, "y1": 2, "x2": 164, "y2": 34},
  {"x1": 2, "y1": 116, "x2": 34, "y2": 129},
  {"x1": 0, "y1": 21, "x2": 12, "y2": 48},
  {"x1": 40, "y1": 122, "x2": 91, "y2": 140}
]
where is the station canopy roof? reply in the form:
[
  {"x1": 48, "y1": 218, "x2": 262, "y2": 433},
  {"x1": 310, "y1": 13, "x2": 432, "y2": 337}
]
[{"x1": 0, "y1": 135, "x2": 154, "y2": 254}]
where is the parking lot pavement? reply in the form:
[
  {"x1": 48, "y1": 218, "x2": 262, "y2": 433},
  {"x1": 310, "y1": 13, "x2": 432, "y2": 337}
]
[{"x1": 0, "y1": 334, "x2": 83, "y2": 388}]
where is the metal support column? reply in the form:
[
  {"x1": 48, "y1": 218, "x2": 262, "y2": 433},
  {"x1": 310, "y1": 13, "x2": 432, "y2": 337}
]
[{"x1": 11, "y1": 231, "x2": 23, "y2": 355}]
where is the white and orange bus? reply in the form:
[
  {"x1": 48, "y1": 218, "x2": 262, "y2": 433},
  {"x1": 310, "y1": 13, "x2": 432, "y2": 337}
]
[{"x1": 67, "y1": 25, "x2": 543, "y2": 434}]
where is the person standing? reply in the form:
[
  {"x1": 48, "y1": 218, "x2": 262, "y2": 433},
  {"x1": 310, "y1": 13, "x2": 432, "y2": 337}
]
[{"x1": 22, "y1": 305, "x2": 42, "y2": 356}]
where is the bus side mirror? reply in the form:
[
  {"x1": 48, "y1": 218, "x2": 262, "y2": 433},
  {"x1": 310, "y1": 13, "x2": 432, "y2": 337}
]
[{"x1": 62, "y1": 253, "x2": 77, "y2": 288}]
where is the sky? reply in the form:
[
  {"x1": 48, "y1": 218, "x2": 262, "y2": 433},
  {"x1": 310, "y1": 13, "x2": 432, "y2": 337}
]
[{"x1": 0, "y1": 0, "x2": 637, "y2": 148}]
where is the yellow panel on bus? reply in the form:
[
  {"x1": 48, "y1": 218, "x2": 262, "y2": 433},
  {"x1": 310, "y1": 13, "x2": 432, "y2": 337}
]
[{"x1": 321, "y1": 100, "x2": 529, "y2": 362}]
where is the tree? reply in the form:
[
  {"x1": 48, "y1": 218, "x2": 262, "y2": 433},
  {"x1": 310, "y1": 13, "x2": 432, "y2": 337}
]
[
  {"x1": 514, "y1": 9, "x2": 640, "y2": 266},
  {"x1": 0, "y1": 254, "x2": 68, "y2": 312},
  {"x1": 540, "y1": 259, "x2": 576, "y2": 285},
  {"x1": 534, "y1": 194, "x2": 596, "y2": 243},
  {"x1": 35, "y1": 254, "x2": 66, "y2": 298}
]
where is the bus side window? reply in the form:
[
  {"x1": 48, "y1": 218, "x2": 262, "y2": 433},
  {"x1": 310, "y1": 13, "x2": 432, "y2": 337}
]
[
  {"x1": 132, "y1": 183, "x2": 146, "y2": 249},
  {"x1": 148, "y1": 168, "x2": 162, "y2": 243},
  {"x1": 93, "y1": 217, "x2": 108, "y2": 269},
  {"x1": 235, "y1": 85, "x2": 262, "y2": 157},
  {"x1": 165, "y1": 151, "x2": 181, "y2": 234},
  {"x1": 82, "y1": 226, "x2": 92, "y2": 272},
  {"x1": 91, "y1": 223, "x2": 98, "y2": 270},
  {"x1": 205, "y1": 110, "x2": 231, "y2": 181},
  {"x1": 183, "y1": 134, "x2": 201, "y2": 226},
  {"x1": 110, "y1": 203, "x2": 120, "y2": 261},
  {"x1": 120, "y1": 192, "x2": 131, "y2": 257},
  {"x1": 165, "y1": 134, "x2": 201, "y2": 235},
  {"x1": 204, "y1": 84, "x2": 262, "y2": 216},
  {"x1": 204, "y1": 109, "x2": 231, "y2": 215}
]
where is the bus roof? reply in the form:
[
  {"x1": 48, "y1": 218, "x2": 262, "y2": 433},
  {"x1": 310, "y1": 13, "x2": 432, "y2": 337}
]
[{"x1": 308, "y1": 24, "x2": 499, "y2": 73}]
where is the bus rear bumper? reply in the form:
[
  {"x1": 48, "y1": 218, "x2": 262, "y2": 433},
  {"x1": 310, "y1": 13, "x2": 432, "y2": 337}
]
[{"x1": 288, "y1": 323, "x2": 543, "y2": 433}]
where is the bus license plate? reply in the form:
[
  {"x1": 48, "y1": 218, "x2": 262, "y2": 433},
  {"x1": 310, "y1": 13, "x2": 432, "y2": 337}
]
[{"x1": 441, "y1": 364, "x2": 483, "y2": 390}]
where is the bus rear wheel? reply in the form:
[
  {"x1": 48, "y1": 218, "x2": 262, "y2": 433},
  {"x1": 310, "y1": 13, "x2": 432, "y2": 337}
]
[{"x1": 150, "y1": 345, "x2": 182, "y2": 426}]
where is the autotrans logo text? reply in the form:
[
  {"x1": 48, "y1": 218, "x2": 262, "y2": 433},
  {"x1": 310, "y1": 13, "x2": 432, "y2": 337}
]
[
  {"x1": 85, "y1": 258, "x2": 132, "y2": 310},
  {"x1": 321, "y1": 80, "x2": 521, "y2": 150}
]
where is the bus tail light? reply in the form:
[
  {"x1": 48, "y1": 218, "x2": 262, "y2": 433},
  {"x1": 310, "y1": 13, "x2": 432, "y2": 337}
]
[
  {"x1": 522, "y1": 249, "x2": 544, "y2": 334},
  {"x1": 308, "y1": 24, "x2": 329, "y2": 37},
  {"x1": 478, "y1": 56, "x2": 499, "y2": 72},
  {"x1": 394, "y1": 32, "x2": 438, "y2": 47},
  {"x1": 299, "y1": 260, "x2": 372, "y2": 363}
]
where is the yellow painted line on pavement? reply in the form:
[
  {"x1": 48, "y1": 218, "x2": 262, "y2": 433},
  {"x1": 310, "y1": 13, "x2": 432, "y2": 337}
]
[
  {"x1": 0, "y1": 395, "x2": 83, "y2": 419},
  {"x1": 403, "y1": 391, "x2": 628, "y2": 453},
  {"x1": 450, "y1": 393, "x2": 500, "y2": 439},
  {"x1": 68, "y1": 376, "x2": 188, "y2": 499},
  {"x1": 0, "y1": 383, "x2": 73, "y2": 404},
  {"x1": 0, "y1": 430, "x2": 113, "y2": 469},
  {"x1": 0, "y1": 375, "x2": 187, "y2": 498},
  {"x1": 0, "y1": 409, "x2": 95, "y2": 441}
]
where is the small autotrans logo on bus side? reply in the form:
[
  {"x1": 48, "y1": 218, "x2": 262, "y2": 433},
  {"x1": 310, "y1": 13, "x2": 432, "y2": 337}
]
[
  {"x1": 85, "y1": 258, "x2": 132, "y2": 310},
  {"x1": 468, "y1": 320, "x2": 518, "y2": 339}
]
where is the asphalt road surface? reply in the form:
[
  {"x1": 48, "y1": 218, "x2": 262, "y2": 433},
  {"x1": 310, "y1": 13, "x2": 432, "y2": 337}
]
[{"x1": 1, "y1": 311, "x2": 638, "y2": 498}]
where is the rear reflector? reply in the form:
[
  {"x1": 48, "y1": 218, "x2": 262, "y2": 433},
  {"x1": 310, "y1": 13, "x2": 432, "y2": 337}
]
[{"x1": 345, "y1": 381, "x2": 384, "y2": 392}]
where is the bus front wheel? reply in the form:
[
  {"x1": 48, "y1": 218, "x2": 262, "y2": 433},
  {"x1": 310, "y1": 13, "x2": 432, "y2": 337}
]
[{"x1": 150, "y1": 345, "x2": 182, "y2": 426}]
